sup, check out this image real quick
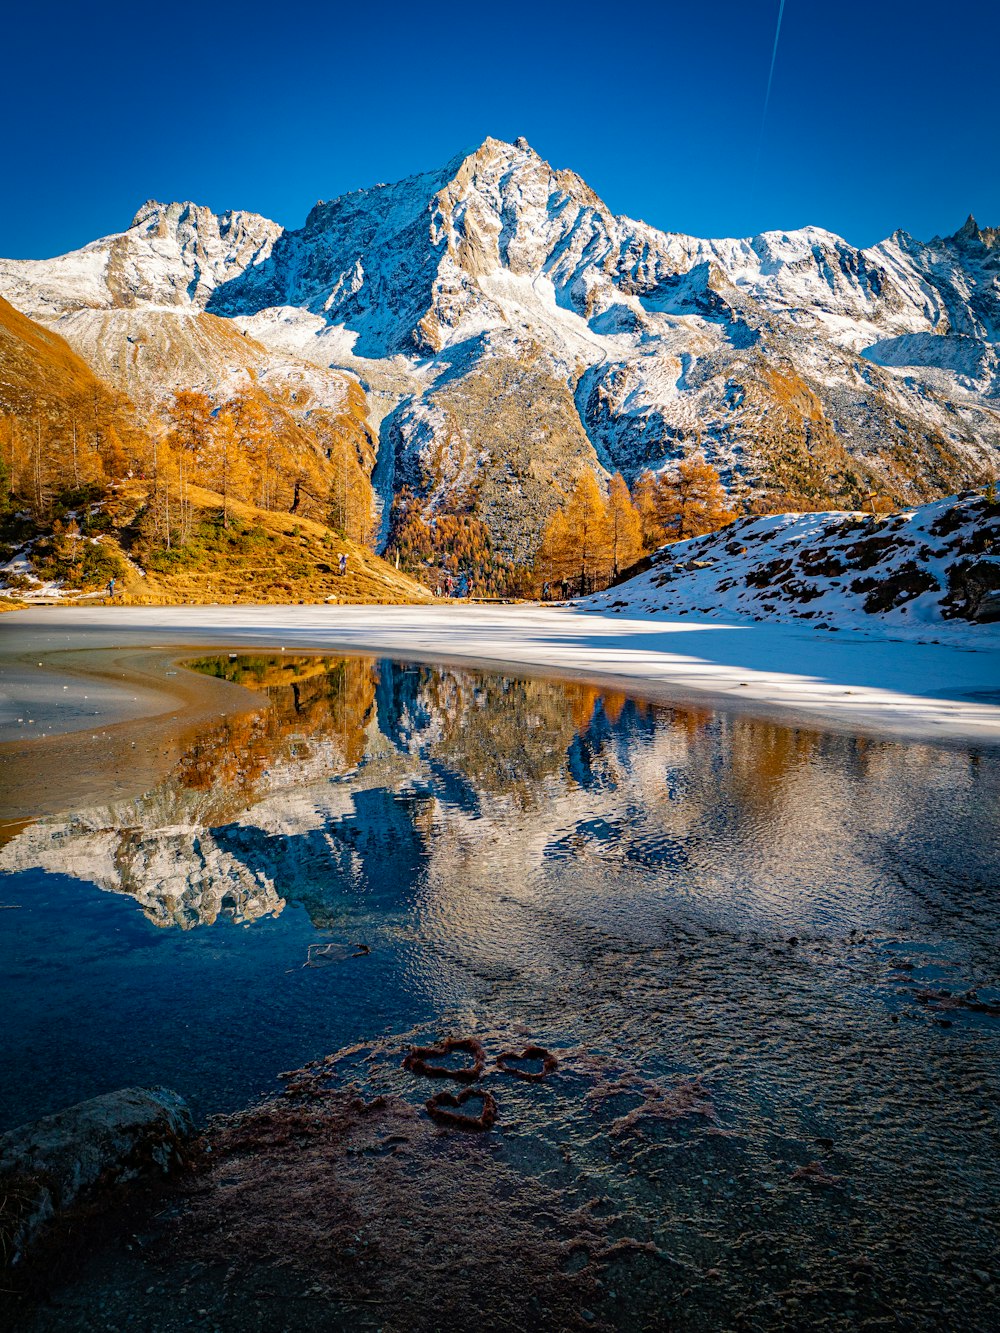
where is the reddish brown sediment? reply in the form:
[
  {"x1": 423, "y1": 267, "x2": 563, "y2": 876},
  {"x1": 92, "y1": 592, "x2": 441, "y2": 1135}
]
[
  {"x1": 424, "y1": 1087, "x2": 498, "y2": 1131},
  {"x1": 402, "y1": 1037, "x2": 487, "y2": 1083},
  {"x1": 790, "y1": 1160, "x2": 846, "y2": 1187},
  {"x1": 495, "y1": 1044, "x2": 559, "y2": 1081}
]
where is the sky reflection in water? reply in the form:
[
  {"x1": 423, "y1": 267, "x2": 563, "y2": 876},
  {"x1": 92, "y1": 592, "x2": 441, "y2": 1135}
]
[{"x1": 0, "y1": 654, "x2": 997, "y2": 1137}]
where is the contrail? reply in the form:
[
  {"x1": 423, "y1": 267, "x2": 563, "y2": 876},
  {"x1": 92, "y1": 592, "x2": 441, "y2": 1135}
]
[
  {"x1": 750, "y1": 0, "x2": 787, "y2": 210},
  {"x1": 761, "y1": 0, "x2": 786, "y2": 128}
]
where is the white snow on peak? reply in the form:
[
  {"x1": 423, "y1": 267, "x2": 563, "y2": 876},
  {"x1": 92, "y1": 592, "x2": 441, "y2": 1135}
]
[
  {"x1": 1, "y1": 138, "x2": 997, "y2": 513},
  {"x1": 0, "y1": 199, "x2": 282, "y2": 317}
]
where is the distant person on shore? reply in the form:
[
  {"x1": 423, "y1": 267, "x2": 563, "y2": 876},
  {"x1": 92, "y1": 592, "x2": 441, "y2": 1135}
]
[
  {"x1": 107, "y1": 577, "x2": 116, "y2": 599},
  {"x1": 542, "y1": 581, "x2": 550, "y2": 601},
  {"x1": 338, "y1": 553, "x2": 347, "y2": 577}
]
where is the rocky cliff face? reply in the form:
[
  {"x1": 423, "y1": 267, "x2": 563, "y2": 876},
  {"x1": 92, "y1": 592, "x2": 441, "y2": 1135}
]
[{"x1": 2, "y1": 139, "x2": 998, "y2": 560}]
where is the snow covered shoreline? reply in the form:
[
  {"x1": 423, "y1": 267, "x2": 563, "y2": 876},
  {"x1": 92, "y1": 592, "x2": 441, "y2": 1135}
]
[{"x1": 2, "y1": 604, "x2": 999, "y2": 746}]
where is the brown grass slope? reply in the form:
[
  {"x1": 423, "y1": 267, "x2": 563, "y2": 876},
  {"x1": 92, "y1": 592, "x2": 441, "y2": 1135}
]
[
  {"x1": 101, "y1": 482, "x2": 433, "y2": 606},
  {"x1": 0, "y1": 296, "x2": 96, "y2": 409}
]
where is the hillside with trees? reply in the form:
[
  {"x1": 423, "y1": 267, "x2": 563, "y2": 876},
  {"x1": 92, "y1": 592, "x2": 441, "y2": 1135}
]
[
  {"x1": 533, "y1": 456, "x2": 737, "y2": 597},
  {"x1": 0, "y1": 300, "x2": 424, "y2": 605}
]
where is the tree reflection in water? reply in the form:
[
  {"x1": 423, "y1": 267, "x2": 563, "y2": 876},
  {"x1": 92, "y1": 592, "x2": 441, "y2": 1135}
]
[
  {"x1": 1, "y1": 655, "x2": 993, "y2": 944},
  {"x1": 2, "y1": 656, "x2": 998, "y2": 1328}
]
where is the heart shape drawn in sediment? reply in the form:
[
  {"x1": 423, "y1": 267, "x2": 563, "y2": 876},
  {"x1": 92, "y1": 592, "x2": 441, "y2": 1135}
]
[
  {"x1": 402, "y1": 1037, "x2": 486, "y2": 1083},
  {"x1": 425, "y1": 1087, "x2": 499, "y2": 1132},
  {"x1": 495, "y1": 1044, "x2": 559, "y2": 1082}
]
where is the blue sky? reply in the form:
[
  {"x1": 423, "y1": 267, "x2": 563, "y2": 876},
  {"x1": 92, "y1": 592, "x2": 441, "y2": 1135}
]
[{"x1": 3, "y1": 0, "x2": 998, "y2": 258}]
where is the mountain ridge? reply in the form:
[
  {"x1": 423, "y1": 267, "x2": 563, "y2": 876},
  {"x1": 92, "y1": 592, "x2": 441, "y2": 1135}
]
[{"x1": 1, "y1": 137, "x2": 997, "y2": 565}]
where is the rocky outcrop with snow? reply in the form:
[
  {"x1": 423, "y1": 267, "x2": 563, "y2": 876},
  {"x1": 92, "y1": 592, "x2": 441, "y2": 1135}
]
[
  {"x1": 586, "y1": 492, "x2": 1000, "y2": 642},
  {"x1": 0, "y1": 201, "x2": 281, "y2": 316},
  {"x1": 43, "y1": 305, "x2": 365, "y2": 414}
]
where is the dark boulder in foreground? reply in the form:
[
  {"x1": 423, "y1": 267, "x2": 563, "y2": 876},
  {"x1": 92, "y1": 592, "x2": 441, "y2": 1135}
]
[{"x1": 0, "y1": 1086, "x2": 192, "y2": 1267}]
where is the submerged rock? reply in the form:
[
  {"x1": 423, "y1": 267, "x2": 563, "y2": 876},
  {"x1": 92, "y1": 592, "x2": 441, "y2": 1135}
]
[{"x1": 0, "y1": 1086, "x2": 192, "y2": 1266}]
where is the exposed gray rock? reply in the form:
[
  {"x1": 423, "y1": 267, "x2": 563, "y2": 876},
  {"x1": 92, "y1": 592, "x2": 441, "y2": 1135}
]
[
  {"x1": 946, "y1": 557, "x2": 1000, "y2": 621},
  {"x1": 0, "y1": 1086, "x2": 192, "y2": 1266}
]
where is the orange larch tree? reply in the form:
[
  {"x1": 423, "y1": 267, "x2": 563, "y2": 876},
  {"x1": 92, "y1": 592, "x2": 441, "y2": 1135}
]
[
  {"x1": 656, "y1": 453, "x2": 737, "y2": 541},
  {"x1": 226, "y1": 388, "x2": 277, "y2": 512},
  {"x1": 562, "y1": 471, "x2": 611, "y2": 594},
  {"x1": 534, "y1": 505, "x2": 575, "y2": 591},
  {"x1": 204, "y1": 406, "x2": 254, "y2": 528},
  {"x1": 165, "y1": 389, "x2": 214, "y2": 541},
  {"x1": 631, "y1": 470, "x2": 667, "y2": 552},
  {"x1": 605, "y1": 472, "x2": 644, "y2": 577}
]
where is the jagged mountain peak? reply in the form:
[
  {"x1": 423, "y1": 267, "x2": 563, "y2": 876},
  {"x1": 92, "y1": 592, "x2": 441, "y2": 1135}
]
[
  {"x1": 208, "y1": 135, "x2": 627, "y2": 355},
  {"x1": 297, "y1": 133, "x2": 575, "y2": 240},
  {"x1": 0, "y1": 197, "x2": 282, "y2": 317},
  {"x1": 127, "y1": 198, "x2": 280, "y2": 237},
  {"x1": 925, "y1": 213, "x2": 1000, "y2": 253},
  {"x1": 130, "y1": 199, "x2": 168, "y2": 228},
  {"x1": 128, "y1": 198, "x2": 212, "y2": 230},
  {"x1": 303, "y1": 135, "x2": 541, "y2": 212},
  {"x1": 468, "y1": 133, "x2": 537, "y2": 160},
  {"x1": 949, "y1": 212, "x2": 1000, "y2": 250}
]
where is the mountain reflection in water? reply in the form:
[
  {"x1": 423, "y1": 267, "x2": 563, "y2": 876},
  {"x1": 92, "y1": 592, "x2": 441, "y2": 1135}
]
[
  {"x1": 0, "y1": 653, "x2": 997, "y2": 1071},
  {"x1": 3, "y1": 655, "x2": 993, "y2": 941},
  {"x1": 3, "y1": 654, "x2": 999, "y2": 1327}
]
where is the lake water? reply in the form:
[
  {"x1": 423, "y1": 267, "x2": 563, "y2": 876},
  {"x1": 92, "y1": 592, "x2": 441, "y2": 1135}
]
[{"x1": 2, "y1": 654, "x2": 998, "y2": 1329}]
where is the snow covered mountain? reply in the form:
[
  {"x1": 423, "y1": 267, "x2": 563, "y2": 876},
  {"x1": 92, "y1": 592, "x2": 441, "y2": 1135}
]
[
  {"x1": 0, "y1": 201, "x2": 365, "y2": 414},
  {"x1": 2, "y1": 139, "x2": 998, "y2": 560}
]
